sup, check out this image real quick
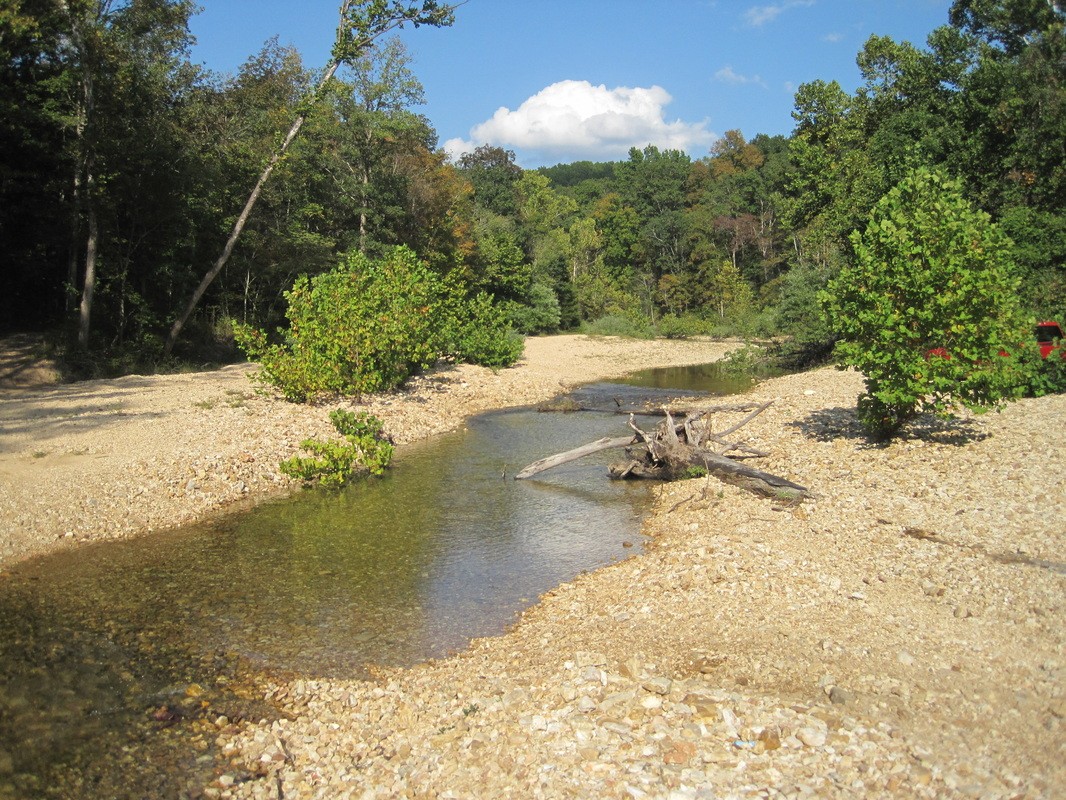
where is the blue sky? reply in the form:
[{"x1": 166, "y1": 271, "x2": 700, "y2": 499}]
[{"x1": 189, "y1": 0, "x2": 952, "y2": 168}]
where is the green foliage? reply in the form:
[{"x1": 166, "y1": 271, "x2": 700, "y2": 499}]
[
  {"x1": 235, "y1": 246, "x2": 523, "y2": 402},
  {"x1": 823, "y1": 167, "x2": 1028, "y2": 438},
  {"x1": 772, "y1": 262, "x2": 838, "y2": 363},
  {"x1": 235, "y1": 247, "x2": 443, "y2": 401},
  {"x1": 442, "y1": 291, "x2": 526, "y2": 368},
  {"x1": 655, "y1": 313, "x2": 714, "y2": 339},
  {"x1": 719, "y1": 344, "x2": 769, "y2": 378},
  {"x1": 280, "y1": 410, "x2": 394, "y2": 488},
  {"x1": 1017, "y1": 340, "x2": 1066, "y2": 397},
  {"x1": 506, "y1": 282, "x2": 561, "y2": 335},
  {"x1": 581, "y1": 314, "x2": 655, "y2": 339}
]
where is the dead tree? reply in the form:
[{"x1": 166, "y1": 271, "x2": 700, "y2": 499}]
[{"x1": 515, "y1": 402, "x2": 809, "y2": 502}]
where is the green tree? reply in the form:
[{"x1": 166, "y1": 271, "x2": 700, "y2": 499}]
[
  {"x1": 457, "y1": 144, "x2": 523, "y2": 217},
  {"x1": 823, "y1": 168, "x2": 1027, "y2": 438},
  {"x1": 164, "y1": 0, "x2": 455, "y2": 355}
]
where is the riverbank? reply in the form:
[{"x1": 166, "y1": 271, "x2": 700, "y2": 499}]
[
  {"x1": 0, "y1": 335, "x2": 735, "y2": 568},
  {"x1": 213, "y1": 366, "x2": 1065, "y2": 799},
  {"x1": 1, "y1": 336, "x2": 1062, "y2": 798}
]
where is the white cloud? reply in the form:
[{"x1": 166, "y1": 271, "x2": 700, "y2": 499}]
[
  {"x1": 445, "y1": 80, "x2": 717, "y2": 166},
  {"x1": 823, "y1": 32, "x2": 843, "y2": 43},
  {"x1": 714, "y1": 66, "x2": 767, "y2": 88},
  {"x1": 744, "y1": 0, "x2": 815, "y2": 28}
]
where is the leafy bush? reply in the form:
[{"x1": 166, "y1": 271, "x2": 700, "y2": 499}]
[
  {"x1": 444, "y1": 291, "x2": 525, "y2": 368},
  {"x1": 235, "y1": 247, "x2": 523, "y2": 402},
  {"x1": 1018, "y1": 341, "x2": 1066, "y2": 397},
  {"x1": 655, "y1": 313, "x2": 714, "y2": 339},
  {"x1": 280, "y1": 410, "x2": 394, "y2": 488},
  {"x1": 505, "y1": 281, "x2": 561, "y2": 334},
  {"x1": 772, "y1": 262, "x2": 837, "y2": 363},
  {"x1": 823, "y1": 168, "x2": 1028, "y2": 439},
  {"x1": 719, "y1": 344, "x2": 769, "y2": 377},
  {"x1": 581, "y1": 313, "x2": 655, "y2": 339}
]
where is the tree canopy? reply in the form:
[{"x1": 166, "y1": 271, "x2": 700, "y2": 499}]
[{"x1": 1, "y1": 0, "x2": 1062, "y2": 400}]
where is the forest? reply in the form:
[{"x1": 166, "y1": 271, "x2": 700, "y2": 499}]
[{"x1": 1, "y1": 0, "x2": 1063, "y2": 378}]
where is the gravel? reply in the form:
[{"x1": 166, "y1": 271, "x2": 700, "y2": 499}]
[{"x1": 1, "y1": 336, "x2": 1062, "y2": 798}]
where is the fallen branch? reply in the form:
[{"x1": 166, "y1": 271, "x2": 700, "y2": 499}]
[
  {"x1": 513, "y1": 435, "x2": 634, "y2": 480},
  {"x1": 514, "y1": 404, "x2": 809, "y2": 501}
]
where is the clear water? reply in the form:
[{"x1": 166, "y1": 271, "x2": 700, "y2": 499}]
[{"x1": 0, "y1": 364, "x2": 760, "y2": 798}]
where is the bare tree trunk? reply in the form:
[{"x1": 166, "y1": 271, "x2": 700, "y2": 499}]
[
  {"x1": 77, "y1": 185, "x2": 98, "y2": 348},
  {"x1": 359, "y1": 164, "x2": 370, "y2": 252},
  {"x1": 76, "y1": 62, "x2": 97, "y2": 349},
  {"x1": 66, "y1": 171, "x2": 81, "y2": 315}
]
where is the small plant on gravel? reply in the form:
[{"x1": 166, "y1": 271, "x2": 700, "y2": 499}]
[
  {"x1": 719, "y1": 344, "x2": 767, "y2": 378},
  {"x1": 280, "y1": 410, "x2": 394, "y2": 488}
]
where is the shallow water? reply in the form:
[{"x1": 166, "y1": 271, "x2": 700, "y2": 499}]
[{"x1": 0, "y1": 364, "x2": 759, "y2": 798}]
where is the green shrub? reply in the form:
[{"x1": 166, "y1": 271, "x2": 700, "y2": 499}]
[
  {"x1": 719, "y1": 344, "x2": 769, "y2": 377},
  {"x1": 280, "y1": 410, "x2": 394, "y2": 488},
  {"x1": 581, "y1": 313, "x2": 655, "y2": 339},
  {"x1": 823, "y1": 168, "x2": 1028, "y2": 439},
  {"x1": 235, "y1": 247, "x2": 523, "y2": 402},
  {"x1": 655, "y1": 313, "x2": 713, "y2": 339},
  {"x1": 445, "y1": 292, "x2": 526, "y2": 368},
  {"x1": 506, "y1": 281, "x2": 561, "y2": 335},
  {"x1": 1018, "y1": 341, "x2": 1066, "y2": 397}
]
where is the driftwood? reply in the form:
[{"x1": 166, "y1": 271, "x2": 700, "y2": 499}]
[
  {"x1": 515, "y1": 402, "x2": 810, "y2": 502},
  {"x1": 513, "y1": 436, "x2": 634, "y2": 480}
]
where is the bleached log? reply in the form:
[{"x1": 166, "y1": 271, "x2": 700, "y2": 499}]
[{"x1": 513, "y1": 435, "x2": 634, "y2": 480}]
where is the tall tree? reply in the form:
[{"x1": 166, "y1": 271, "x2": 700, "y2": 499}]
[
  {"x1": 55, "y1": 0, "x2": 198, "y2": 348},
  {"x1": 457, "y1": 144, "x2": 523, "y2": 217},
  {"x1": 163, "y1": 0, "x2": 456, "y2": 355}
]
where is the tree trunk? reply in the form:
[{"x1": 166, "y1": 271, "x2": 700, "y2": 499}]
[
  {"x1": 515, "y1": 406, "x2": 808, "y2": 501},
  {"x1": 162, "y1": 89, "x2": 327, "y2": 356},
  {"x1": 77, "y1": 188, "x2": 98, "y2": 349},
  {"x1": 514, "y1": 436, "x2": 635, "y2": 480}
]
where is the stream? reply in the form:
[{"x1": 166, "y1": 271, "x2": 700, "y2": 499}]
[{"x1": 0, "y1": 362, "x2": 761, "y2": 799}]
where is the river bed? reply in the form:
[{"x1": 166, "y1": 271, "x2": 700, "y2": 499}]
[{"x1": 0, "y1": 364, "x2": 746, "y2": 799}]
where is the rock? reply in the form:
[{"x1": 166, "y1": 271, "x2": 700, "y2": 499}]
[
  {"x1": 642, "y1": 676, "x2": 672, "y2": 696},
  {"x1": 756, "y1": 728, "x2": 781, "y2": 752},
  {"x1": 921, "y1": 580, "x2": 945, "y2": 597},
  {"x1": 693, "y1": 655, "x2": 726, "y2": 674},
  {"x1": 828, "y1": 686, "x2": 850, "y2": 705},
  {"x1": 575, "y1": 651, "x2": 608, "y2": 668},
  {"x1": 796, "y1": 726, "x2": 827, "y2": 748},
  {"x1": 662, "y1": 739, "x2": 697, "y2": 765}
]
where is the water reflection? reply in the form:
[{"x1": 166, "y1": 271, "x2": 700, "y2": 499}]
[
  {"x1": 0, "y1": 400, "x2": 651, "y2": 798},
  {"x1": 0, "y1": 363, "x2": 767, "y2": 798}
]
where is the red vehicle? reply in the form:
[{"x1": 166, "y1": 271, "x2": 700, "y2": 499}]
[{"x1": 1036, "y1": 321, "x2": 1064, "y2": 359}]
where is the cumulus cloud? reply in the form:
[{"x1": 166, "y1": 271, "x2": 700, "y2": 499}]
[
  {"x1": 444, "y1": 79, "x2": 716, "y2": 166},
  {"x1": 714, "y1": 66, "x2": 767, "y2": 88},
  {"x1": 744, "y1": 0, "x2": 814, "y2": 27}
]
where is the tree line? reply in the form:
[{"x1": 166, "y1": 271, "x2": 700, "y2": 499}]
[{"x1": 1, "y1": 0, "x2": 1063, "y2": 376}]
